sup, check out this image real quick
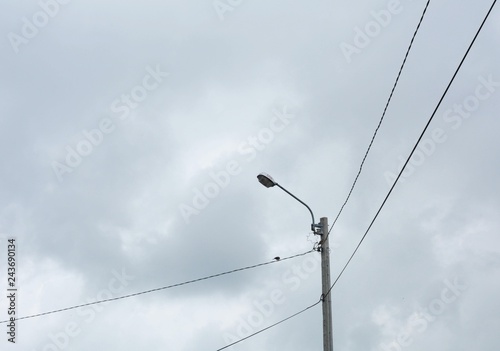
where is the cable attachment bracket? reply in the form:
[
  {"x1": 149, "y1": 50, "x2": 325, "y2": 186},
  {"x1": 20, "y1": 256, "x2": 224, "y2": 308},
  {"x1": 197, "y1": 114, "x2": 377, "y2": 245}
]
[{"x1": 312, "y1": 222, "x2": 323, "y2": 235}]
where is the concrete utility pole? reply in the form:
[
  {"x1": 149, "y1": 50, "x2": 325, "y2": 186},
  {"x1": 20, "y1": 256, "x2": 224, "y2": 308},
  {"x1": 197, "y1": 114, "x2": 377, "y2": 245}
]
[
  {"x1": 320, "y1": 217, "x2": 333, "y2": 351},
  {"x1": 256, "y1": 173, "x2": 334, "y2": 351}
]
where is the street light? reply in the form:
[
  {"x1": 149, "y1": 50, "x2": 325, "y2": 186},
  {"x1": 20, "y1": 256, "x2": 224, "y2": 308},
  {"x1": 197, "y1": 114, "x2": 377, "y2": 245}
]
[
  {"x1": 257, "y1": 172, "x2": 318, "y2": 233},
  {"x1": 257, "y1": 172, "x2": 333, "y2": 351},
  {"x1": 257, "y1": 172, "x2": 277, "y2": 188}
]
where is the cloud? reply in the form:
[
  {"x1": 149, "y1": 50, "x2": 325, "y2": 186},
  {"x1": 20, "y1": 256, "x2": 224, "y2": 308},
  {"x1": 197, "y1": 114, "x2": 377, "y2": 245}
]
[{"x1": 0, "y1": 0, "x2": 499, "y2": 350}]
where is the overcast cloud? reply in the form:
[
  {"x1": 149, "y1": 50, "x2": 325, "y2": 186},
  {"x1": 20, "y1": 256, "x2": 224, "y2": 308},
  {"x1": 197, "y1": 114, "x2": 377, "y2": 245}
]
[{"x1": 1, "y1": 0, "x2": 499, "y2": 350}]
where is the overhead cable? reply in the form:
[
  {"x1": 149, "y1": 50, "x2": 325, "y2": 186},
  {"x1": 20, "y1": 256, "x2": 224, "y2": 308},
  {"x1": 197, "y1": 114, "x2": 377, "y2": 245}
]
[
  {"x1": 216, "y1": 299, "x2": 321, "y2": 351},
  {"x1": 324, "y1": 0, "x2": 497, "y2": 299},
  {"x1": 325, "y1": 0, "x2": 431, "y2": 242},
  {"x1": 0, "y1": 249, "x2": 315, "y2": 324}
]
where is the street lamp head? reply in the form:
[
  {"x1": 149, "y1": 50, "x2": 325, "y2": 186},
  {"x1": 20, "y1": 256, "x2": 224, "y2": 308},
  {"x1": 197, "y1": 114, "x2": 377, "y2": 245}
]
[{"x1": 257, "y1": 173, "x2": 277, "y2": 188}]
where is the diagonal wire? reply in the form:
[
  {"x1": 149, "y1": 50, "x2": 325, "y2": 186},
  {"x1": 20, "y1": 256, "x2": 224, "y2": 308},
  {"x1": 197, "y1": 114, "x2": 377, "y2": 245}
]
[
  {"x1": 324, "y1": 0, "x2": 497, "y2": 299},
  {"x1": 0, "y1": 249, "x2": 315, "y2": 324},
  {"x1": 325, "y1": 0, "x2": 431, "y2": 243},
  {"x1": 215, "y1": 299, "x2": 321, "y2": 351}
]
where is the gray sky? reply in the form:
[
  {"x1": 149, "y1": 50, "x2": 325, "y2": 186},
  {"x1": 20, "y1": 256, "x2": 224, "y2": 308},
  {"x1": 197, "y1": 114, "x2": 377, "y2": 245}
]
[{"x1": 1, "y1": 0, "x2": 499, "y2": 350}]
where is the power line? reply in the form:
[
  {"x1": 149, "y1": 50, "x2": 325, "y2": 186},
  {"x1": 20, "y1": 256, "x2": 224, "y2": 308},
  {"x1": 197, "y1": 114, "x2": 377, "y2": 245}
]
[
  {"x1": 325, "y1": 0, "x2": 431, "y2": 243},
  {"x1": 0, "y1": 249, "x2": 314, "y2": 324},
  {"x1": 213, "y1": 4, "x2": 434, "y2": 349},
  {"x1": 212, "y1": 2, "x2": 498, "y2": 348},
  {"x1": 324, "y1": 0, "x2": 497, "y2": 299},
  {"x1": 216, "y1": 299, "x2": 321, "y2": 351},
  {"x1": 212, "y1": 6, "x2": 432, "y2": 347}
]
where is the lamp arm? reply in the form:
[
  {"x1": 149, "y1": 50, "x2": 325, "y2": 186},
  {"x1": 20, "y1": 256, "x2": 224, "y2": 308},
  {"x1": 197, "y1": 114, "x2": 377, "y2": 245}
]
[{"x1": 276, "y1": 183, "x2": 319, "y2": 233}]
